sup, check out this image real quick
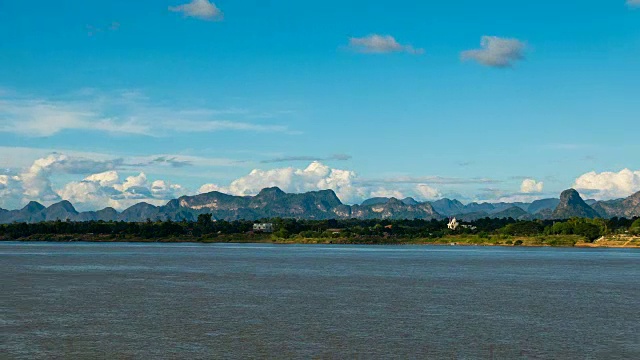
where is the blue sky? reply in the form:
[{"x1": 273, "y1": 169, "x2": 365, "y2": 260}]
[{"x1": 0, "y1": 0, "x2": 639, "y2": 210}]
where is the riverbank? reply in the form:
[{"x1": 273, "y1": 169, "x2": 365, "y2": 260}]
[{"x1": 3, "y1": 233, "x2": 639, "y2": 248}]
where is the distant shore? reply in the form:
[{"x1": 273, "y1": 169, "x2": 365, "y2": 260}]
[{"x1": 3, "y1": 234, "x2": 639, "y2": 248}]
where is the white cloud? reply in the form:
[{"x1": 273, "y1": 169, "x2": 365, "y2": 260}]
[
  {"x1": 347, "y1": 34, "x2": 424, "y2": 55},
  {"x1": 0, "y1": 147, "x2": 243, "y2": 179},
  {"x1": 0, "y1": 175, "x2": 23, "y2": 209},
  {"x1": 57, "y1": 180, "x2": 111, "y2": 209},
  {"x1": 369, "y1": 188, "x2": 406, "y2": 199},
  {"x1": 198, "y1": 162, "x2": 444, "y2": 204},
  {"x1": 3, "y1": 154, "x2": 111, "y2": 207},
  {"x1": 0, "y1": 90, "x2": 294, "y2": 137},
  {"x1": 20, "y1": 156, "x2": 63, "y2": 202},
  {"x1": 573, "y1": 168, "x2": 640, "y2": 200},
  {"x1": 520, "y1": 179, "x2": 544, "y2": 193},
  {"x1": 461, "y1": 36, "x2": 526, "y2": 68},
  {"x1": 118, "y1": 173, "x2": 146, "y2": 193},
  {"x1": 85, "y1": 171, "x2": 120, "y2": 187},
  {"x1": 169, "y1": 0, "x2": 223, "y2": 21},
  {"x1": 0, "y1": 99, "x2": 149, "y2": 137},
  {"x1": 199, "y1": 162, "x2": 388, "y2": 203},
  {"x1": 199, "y1": 183, "x2": 225, "y2": 194},
  {"x1": 227, "y1": 162, "x2": 363, "y2": 203},
  {"x1": 628, "y1": 0, "x2": 640, "y2": 8},
  {"x1": 58, "y1": 171, "x2": 186, "y2": 211},
  {"x1": 416, "y1": 184, "x2": 442, "y2": 200},
  {"x1": 0, "y1": 155, "x2": 191, "y2": 211},
  {"x1": 151, "y1": 180, "x2": 184, "y2": 198}
]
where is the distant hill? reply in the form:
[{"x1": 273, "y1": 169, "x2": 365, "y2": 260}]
[
  {"x1": 492, "y1": 206, "x2": 529, "y2": 220},
  {"x1": 552, "y1": 189, "x2": 600, "y2": 219},
  {"x1": 2, "y1": 187, "x2": 639, "y2": 224},
  {"x1": 43, "y1": 200, "x2": 79, "y2": 222},
  {"x1": 350, "y1": 198, "x2": 441, "y2": 220},
  {"x1": 592, "y1": 191, "x2": 640, "y2": 218},
  {"x1": 527, "y1": 198, "x2": 560, "y2": 214},
  {"x1": 429, "y1": 198, "x2": 466, "y2": 216}
]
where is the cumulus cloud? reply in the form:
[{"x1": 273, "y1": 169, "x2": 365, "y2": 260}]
[
  {"x1": 416, "y1": 184, "x2": 442, "y2": 200},
  {"x1": 198, "y1": 183, "x2": 225, "y2": 194},
  {"x1": 0, "y1": 155, "x2": 190, "y2": 211},
  {"x1": 347, "y1": 35, "x2": 424, "y2": 55},
  {"x1": 15, "y1": 154, "x2": 122, "y2": 203},
  {"x1": 0, "y1": 155, "x2": 70, "y2": 208},
  {"x1": 11, "y1": 154, "x2": 130, "y2": 206},
  {"x1": 461, "y1": 36, "x2": 526, "y2": 68},
  {"x1": 199, "y1": 162, "x2": 372, "y2": 203},
  {"x1": 151, "y1": 180, "x2": 185, "y2": 198},
  {"x1": 169, "y1": 0, "x2": 223, "y2": 21},
  {"x1": 232, "y1": 162, "x2": 364, "y2": 202},
  {"x1": 369, "y1": 188, "x2": 407, "y2": 199},
  {"x1": 59, "y1": 171, "x2": 186, "y2": 211},
  {"x1": 85, "y1": 171, "x2": 120, "y2": 187},
  {"x1": 198, "y1": 162, "x2": 444, "y2": 204},
  {"x1": 573, "y1": 169, "x2": 640, "y2": 199},
  {"x1": 520, "y1": 179, "x2": 544, "y2": 193},
  {"x1": 0, "y1": 175, "x2": 23, "y2": 209}
]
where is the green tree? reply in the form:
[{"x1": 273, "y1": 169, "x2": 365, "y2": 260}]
[
  {"x1": 500, "y1": 221, "x2": 544, "y2": 236},
  {"x1": 630, "y1": 219, "x2": 640, "y2": 235},
  {"x1": 574, "y1": 222, "x2": 602, "y2": 242}
]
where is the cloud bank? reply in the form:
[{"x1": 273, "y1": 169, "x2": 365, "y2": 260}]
[
  {"x1": 59, "y1": 171, "x2": 185, "y2": 211},
  {"x1": 347, "y1": 35, "x2": 424, "y2": 55},
  {"x1": 4, "y1": 155, "x2": 638, "y2": 211},
  {"x1": 462, "y1": 36, "x2": 526, "y2": 67},
  {"x1": 573, "y1": 168, "x2": 640, "y2": 199},
  {"x1": 0, "y1": 154, "x2": 191, "y2": 211},
  {"x1": 199, "y1": 162, "x2": 443, "y2": 204},
  {"x1": 169, "y1": 0, "x2": 223, "y2": 21}
]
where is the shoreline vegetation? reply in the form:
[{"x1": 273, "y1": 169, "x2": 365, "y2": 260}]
[
  {"x1": 3, "y1": 233, "x2": 640, "y2": 249},
  {"x1": 2, "y1": 215, "x2": 639, "y2": 248}
]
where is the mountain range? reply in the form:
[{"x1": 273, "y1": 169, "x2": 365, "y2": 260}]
[{"x1": 1, "y1": 187, "x2": 639, "y2": 224}]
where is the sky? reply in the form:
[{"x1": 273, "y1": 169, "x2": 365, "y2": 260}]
[{"x1": 0, "y1": 0, "x2": 639, "y2": 211}]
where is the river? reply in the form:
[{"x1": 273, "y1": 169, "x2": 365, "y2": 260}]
[{"x1": 1, "y1": 242, "x2": 639, "y2": 358}]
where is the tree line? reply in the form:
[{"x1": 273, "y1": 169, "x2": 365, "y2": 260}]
[{"x1": 1, "y1": 215, "x2": 639, "y2": 242}]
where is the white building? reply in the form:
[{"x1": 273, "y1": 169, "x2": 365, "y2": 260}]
[
  {"x1": 447, "y1": 218, "x2": 459, "y2": 231},
  {"x1": 253, "y1": 223, "x2": 274, "y2": 233}
]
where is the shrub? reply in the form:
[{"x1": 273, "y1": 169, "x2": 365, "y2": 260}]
[
  {"x1": 514, "y1": 240, "x2": 523, "y2": 246},
  {"x1": 273, "y1": 229, "x2": 290, "y2": 239}
]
